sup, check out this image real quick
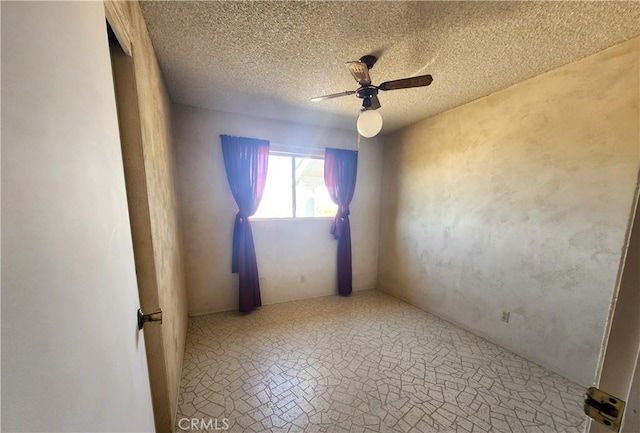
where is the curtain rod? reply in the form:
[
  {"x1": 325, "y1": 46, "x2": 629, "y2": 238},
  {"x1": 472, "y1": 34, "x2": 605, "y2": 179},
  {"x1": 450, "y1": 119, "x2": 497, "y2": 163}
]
[{"x1": 269, "y1": 142, "x2": 357, "y2": 154}]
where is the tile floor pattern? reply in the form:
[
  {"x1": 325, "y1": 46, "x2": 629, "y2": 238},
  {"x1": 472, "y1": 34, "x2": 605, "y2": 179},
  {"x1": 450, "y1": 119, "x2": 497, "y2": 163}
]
[{"x1": 176, "y1": 290, "x2": 586, "y2": 433}]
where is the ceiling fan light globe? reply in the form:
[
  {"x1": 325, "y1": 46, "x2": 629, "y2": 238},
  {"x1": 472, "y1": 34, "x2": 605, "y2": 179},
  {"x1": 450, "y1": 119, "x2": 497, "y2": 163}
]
[{"x1": 357, "y1": 110, "x2": 383, "y2": 138}]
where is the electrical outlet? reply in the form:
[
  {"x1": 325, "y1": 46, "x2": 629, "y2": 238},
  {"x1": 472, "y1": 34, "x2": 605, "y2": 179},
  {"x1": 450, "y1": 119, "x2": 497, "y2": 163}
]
[{"x1": 501, "y1": 311, "x2": 510, "y2": 323}]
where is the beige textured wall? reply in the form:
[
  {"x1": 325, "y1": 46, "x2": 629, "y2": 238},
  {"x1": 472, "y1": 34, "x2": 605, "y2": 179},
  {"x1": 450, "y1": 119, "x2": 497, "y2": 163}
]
[
  {"x1": 173, "y1": 105, "x2": 383, "y2": 315},
  {"x1": 377, "y1": 37, "x2": 640, "y2": 386},
  {"x1": 105, "y1": 1, "x2": 188, "y2": 431}
]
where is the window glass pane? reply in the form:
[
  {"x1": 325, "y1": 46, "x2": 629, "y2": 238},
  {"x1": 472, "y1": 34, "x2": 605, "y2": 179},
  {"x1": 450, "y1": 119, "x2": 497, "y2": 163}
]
[
  {"x1": 254, "y1": 155, "x2": 293, "y2": 218},
  {"x1": 295, "y1": 157, "x2": 338, "y2": 218}
]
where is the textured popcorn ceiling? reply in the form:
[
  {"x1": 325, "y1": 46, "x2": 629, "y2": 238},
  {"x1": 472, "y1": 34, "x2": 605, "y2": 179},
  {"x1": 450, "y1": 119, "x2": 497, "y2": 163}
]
[{"x1": 139, "y1": 1, "x2": 640, "y2": 133}]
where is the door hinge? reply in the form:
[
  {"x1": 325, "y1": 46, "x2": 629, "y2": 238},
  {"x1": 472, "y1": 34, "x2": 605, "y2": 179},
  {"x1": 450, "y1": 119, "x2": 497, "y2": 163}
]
[
  {"x1": 584, "y1": 386, "x2": 625, "y2": 432},
  {"x1": 137, "y1": 308, "x2": 162, "y2": 330}
]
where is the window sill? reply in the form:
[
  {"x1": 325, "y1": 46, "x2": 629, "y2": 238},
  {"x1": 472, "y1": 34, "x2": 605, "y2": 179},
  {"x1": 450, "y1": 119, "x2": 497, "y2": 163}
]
[{"x1": 249, "y1": 217, "x2": 334, "y2": 222}]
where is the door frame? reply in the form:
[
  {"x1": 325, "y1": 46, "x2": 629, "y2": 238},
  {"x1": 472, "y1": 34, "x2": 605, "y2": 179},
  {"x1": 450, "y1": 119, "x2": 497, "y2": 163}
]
[
  {"x1": 106, "y1": 11, "x2": 173, "y2": 433},
  {"x1": 587, "y1": 171, "x2": 640, "y2": 432}
]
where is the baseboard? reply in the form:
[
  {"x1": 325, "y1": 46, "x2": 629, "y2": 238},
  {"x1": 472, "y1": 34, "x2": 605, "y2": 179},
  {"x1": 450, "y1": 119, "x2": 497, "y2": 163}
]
[
  {"x1": 188, "y1": 287, "x2": 379, "y2": 317},
  {"x1": 376, "y1": 286, "x2": 589, "y2": 387}
]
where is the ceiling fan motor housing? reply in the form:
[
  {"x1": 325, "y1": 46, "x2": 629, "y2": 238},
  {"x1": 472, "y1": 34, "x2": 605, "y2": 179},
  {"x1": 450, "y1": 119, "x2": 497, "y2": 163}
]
[{"x1": 356, "y1": 86, "x2": 379, "y2": 109}]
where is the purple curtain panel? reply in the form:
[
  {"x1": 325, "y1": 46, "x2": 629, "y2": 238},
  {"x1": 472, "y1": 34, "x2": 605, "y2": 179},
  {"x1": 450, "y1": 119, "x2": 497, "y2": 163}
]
[
  {"x1": 324, "y1": 148, "x2": 358, "y2": 296},
  {"x1": 220, "y1": 134, "x2": 269, "y2": 313}
]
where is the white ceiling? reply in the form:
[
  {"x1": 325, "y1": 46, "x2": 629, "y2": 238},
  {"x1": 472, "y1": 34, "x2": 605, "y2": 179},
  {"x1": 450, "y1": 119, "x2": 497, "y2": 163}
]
[{"x1": 139, "y1": 1, "x2": 640, "y2": 134}]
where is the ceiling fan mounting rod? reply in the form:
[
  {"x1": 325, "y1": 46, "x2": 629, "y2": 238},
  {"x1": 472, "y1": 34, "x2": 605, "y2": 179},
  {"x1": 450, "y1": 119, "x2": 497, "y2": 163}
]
[{"x1": 359, "y1": 55, "x2": 378, "y2": 70}]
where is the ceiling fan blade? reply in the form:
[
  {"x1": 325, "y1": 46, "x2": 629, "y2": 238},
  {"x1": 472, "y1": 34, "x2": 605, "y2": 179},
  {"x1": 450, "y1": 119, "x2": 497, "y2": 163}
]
[
  {"x1": 310, "y1": 90, "x2": 356, "y2": 102},
  {"x1": 378, "y1": 74, "x2": 433, "y2": 91},
  {"x1": 369, "y1": 95, "x2": 381, "y2": 110},
  {"x1": 346, "y1": 61, "x2": 371, "y2": 85}
]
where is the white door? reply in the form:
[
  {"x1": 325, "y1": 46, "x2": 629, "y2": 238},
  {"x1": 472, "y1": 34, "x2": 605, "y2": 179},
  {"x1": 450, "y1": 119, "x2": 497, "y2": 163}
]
[{"x1": 1, "y1": 2, "x2": 155, "y2": 431}]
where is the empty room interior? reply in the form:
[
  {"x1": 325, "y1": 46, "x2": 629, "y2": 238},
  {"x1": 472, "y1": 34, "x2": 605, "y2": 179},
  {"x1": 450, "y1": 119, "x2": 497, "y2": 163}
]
[{"x1": 3, "y1": 1, "x2": 640, "y2": 433}]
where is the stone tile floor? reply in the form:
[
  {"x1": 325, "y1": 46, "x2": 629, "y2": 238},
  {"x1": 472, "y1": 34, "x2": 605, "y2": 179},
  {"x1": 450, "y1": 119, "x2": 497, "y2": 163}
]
[{"x1": 176, "y1": 290, "x2": 586, "y2": 433}]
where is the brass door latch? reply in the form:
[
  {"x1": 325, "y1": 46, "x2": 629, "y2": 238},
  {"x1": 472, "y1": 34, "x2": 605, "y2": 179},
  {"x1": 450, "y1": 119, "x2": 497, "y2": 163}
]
[
  {"x1": 137, "y1": 308, "x2": 162, "y2": 330},
  {"x1": 584, "y1": 387, "x2": 625, "y2": 432}
]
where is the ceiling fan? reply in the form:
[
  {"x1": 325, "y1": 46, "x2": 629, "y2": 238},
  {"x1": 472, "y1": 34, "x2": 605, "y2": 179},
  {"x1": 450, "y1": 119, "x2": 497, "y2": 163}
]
[{"x1": 310, "y1": 55, "x2": 433, "y2": 137}]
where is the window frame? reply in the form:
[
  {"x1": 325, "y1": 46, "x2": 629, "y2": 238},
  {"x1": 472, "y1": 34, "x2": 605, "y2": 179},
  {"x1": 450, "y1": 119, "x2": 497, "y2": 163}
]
[{"x1": 251, "y1": 150, "x2": 337, "y2": 221}]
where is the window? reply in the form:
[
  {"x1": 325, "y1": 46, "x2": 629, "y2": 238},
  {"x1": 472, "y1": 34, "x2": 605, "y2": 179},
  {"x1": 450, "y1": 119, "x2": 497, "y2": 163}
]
[{"x1": 253, "y1": 153, "x2": 338, "y2": 218}]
